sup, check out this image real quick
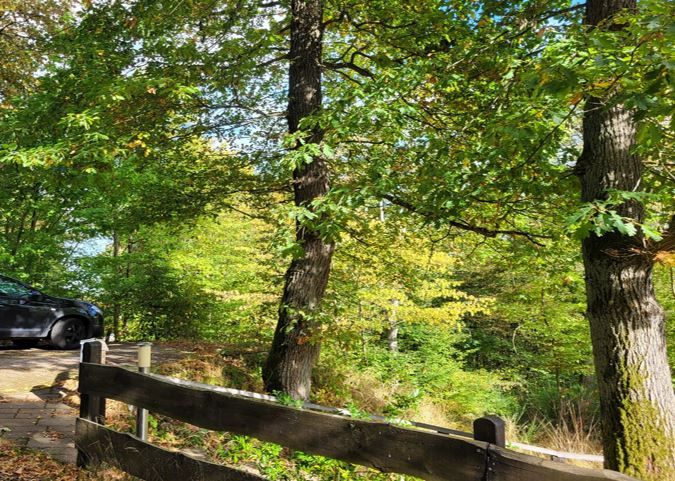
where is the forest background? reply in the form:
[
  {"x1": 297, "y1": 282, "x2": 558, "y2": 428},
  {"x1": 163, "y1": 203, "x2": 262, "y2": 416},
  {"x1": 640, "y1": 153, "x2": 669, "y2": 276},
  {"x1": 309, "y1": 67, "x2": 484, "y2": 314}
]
[{"x1": 0, "y1": 0, "x2": 673, "y2": 479}]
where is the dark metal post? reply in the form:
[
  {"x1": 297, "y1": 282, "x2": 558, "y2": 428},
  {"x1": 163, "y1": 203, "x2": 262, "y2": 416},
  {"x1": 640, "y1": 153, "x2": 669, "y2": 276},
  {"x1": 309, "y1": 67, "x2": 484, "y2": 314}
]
[
  {"x1": 135, "y1": 342, "x2": 152, "y2": 441},
  {"x1": 473, "y1": 415, "x2": 506, "y2": 447}
]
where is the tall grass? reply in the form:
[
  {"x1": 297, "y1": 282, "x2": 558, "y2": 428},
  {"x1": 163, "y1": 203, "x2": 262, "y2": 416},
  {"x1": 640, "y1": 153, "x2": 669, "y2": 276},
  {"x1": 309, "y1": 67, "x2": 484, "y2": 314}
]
[{"x1": 509, "y1": 398, "x2": 603, "y2": 467}]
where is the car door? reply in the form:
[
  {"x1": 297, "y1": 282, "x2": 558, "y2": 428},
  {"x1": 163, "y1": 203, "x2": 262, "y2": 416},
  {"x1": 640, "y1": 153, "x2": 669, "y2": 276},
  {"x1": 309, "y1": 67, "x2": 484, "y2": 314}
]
[{"x1": 0, "y1": 277, "x2": 52, "y2": 338}]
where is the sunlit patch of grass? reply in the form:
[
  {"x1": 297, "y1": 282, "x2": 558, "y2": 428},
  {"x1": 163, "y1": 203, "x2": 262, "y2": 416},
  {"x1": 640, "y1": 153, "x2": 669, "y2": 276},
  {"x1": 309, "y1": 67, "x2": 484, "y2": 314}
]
[{"x1": 153, "y1": 342, "x2": 264, "y2": 392}]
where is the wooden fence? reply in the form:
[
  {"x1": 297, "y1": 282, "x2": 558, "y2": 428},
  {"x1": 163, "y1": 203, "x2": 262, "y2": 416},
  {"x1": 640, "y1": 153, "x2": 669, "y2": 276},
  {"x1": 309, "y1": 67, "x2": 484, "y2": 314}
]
[{"x1": 75, "y1": 342, "x2": 638, "y2": 481}]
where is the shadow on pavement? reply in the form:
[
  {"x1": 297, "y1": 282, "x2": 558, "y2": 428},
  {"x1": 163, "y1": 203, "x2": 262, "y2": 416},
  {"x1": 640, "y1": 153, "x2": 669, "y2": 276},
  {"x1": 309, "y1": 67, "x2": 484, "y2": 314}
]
[{"x1": 30, "y1": 371, "x2": 73, "y2": 404}]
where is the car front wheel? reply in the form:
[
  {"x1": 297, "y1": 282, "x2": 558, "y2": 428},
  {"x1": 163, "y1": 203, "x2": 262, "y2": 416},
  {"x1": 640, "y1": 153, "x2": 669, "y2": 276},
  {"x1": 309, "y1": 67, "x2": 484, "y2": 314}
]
[{"x1": 50, "y1": 318, "x2": 86, "y2": 349}]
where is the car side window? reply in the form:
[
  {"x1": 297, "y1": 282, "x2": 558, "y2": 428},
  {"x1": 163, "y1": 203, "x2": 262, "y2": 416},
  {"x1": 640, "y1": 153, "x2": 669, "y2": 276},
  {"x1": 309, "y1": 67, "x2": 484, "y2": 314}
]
[{"x1": 0, "y1": 278, "x2": 32, "y2": 298}]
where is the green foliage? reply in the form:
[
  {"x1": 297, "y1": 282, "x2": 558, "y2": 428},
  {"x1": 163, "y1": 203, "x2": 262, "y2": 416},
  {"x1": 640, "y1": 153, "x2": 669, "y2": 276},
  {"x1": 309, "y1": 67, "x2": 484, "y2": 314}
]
[
  {"x1": 356, "y1": 324, "x2": 516, "y2": 421},
  {"x1": 77, "y1": 212, "x2": 279, "y2": 342},
  {"x1": 0, "y1": 0, "x2": 673, "y2": 474},
  {"x1": 213, "y1": 433, "x2": 415, "y2": 480},
  {"x1": 0, "y1": 0, "x2": 69, "y2": 99},
  {"x1": 274, "y1": 392, "x2": 304, "y2": 409},
  {"x1": 565, "y1": 190, "x2": 661, "y2": 240},
  {"x1": 451, "y1": 235, "x2": 599, "y2": 425}
]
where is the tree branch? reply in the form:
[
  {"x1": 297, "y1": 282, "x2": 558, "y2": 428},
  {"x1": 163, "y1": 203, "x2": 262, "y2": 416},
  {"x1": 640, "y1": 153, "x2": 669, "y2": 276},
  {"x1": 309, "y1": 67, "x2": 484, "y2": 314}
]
[
  {"x1": 652, "y1": 214, "x2": 675, "y2": 258},
  {"x1": 383, "y1": 194, "x2": 549, "y2": 246},
  {"x1": 323, "y1": 61, "x2": 374, "y2": 79}
]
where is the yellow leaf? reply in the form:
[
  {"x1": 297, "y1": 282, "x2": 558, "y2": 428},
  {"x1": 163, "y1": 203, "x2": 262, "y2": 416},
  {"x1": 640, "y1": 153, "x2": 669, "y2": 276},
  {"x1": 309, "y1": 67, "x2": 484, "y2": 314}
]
[
  {"x1": 655, "y1": 251, "x2": 675, "y2": 266},
  {"x1": 569, "y1": 92, "x2": 583, "y2": 105}
]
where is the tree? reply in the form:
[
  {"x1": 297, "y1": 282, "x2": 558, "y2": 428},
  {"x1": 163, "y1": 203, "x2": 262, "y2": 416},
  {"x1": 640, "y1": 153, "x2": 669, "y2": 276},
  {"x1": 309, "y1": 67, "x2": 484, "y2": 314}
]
[
  {"x1": 262, "y1": 0, "x2": 334, "y2": 400},
  {"x1": 0, "y1": 0, "x2": 69, "y2": 99},
  {"x1": 3, "y1": 4, "x2": 672, "y2": 466},
  {"x1": 328, "y1": 220, "x2": 488, "y2": 345},
  {"x1": 316, "y1": 3, "x2": 674, "y2": 474},
  {"x1": 575, "y1": 1, "x2": 675, "y2": 478}
]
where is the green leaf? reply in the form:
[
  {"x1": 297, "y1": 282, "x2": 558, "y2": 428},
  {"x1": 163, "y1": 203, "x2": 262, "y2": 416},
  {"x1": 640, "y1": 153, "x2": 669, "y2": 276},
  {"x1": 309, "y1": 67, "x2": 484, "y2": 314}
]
[
  {"x1": 609, "y1": 213, "x2": 637, "y2": 236},
  {"x1": 641, "y1": 225, "x2": 663, "y2": 241}
]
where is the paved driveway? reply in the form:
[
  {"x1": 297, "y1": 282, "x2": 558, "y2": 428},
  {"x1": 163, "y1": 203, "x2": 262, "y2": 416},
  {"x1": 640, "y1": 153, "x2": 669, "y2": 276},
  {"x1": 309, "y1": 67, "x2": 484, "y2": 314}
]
[{"x1": 0, "y1": 342, "x2": 191, "y2": 463}]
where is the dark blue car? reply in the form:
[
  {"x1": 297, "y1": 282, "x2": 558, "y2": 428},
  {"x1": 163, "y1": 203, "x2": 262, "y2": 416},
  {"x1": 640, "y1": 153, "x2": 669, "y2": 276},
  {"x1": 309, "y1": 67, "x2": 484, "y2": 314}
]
[{"x1": 0, "y1": 275, "x2": 103, "y2": 349}]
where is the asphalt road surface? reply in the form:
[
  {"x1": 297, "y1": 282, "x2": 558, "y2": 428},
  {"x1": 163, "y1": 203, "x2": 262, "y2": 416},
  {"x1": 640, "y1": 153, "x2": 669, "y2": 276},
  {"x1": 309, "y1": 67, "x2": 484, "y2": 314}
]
[{"x1": 0, "y1": 341, "x2": 188, "y2": 393}]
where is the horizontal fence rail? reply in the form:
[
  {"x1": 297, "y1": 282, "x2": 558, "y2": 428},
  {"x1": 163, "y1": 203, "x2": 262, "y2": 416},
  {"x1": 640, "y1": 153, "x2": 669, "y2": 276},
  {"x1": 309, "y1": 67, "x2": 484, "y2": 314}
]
[
  {"x1": 146, "y1": 372, "x2": 474, "y2": 439},
  {"x1": 76, "y1": 361, "x2": 638, "y2": 481},
  {"x1": 132, "y1": 372, "x2": 606, "y2": 463},
  {"x1": 78, "y1": 363, "x2": 487, "y2": 481},
  {"x1": 509, "y1": 441, "x2": 605, "y2": 464},
  {"x1": 77, "y1": 417, "x2": 266, "y2": 481}
]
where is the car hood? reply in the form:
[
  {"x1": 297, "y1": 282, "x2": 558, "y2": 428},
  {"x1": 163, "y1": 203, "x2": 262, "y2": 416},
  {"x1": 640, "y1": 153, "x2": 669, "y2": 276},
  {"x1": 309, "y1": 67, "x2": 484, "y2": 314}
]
[{"x1": 45, "y1": 295, "x2": 89, "y2": 308}]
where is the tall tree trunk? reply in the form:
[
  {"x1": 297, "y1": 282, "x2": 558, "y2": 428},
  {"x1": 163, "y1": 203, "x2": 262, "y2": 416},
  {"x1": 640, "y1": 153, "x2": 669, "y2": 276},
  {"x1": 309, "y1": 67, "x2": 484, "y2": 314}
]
[
  {"x1": 121, "y1": 237, "x2": 134, "y2": 333},
  {"x1": 577, "y1": 1, "x2": 675, "y2": 478},
  {"x1": 262, "y1": 0, "x2": 333, "y2": 401},
  {"x1": 386, "y1": 299, "x2": 399, "y2": 353},
  {"x1": 110, "y1": 231, "x2": 121, "y2": 341},
  {"x1": 10, "y1": 208, "x2": 28, "y2": 257}
]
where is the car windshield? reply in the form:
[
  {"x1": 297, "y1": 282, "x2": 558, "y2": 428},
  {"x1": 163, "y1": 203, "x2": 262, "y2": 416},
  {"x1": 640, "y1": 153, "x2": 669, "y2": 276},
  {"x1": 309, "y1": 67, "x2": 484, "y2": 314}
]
[{"x1": 0, "y1": 276, "x2": 33, "y2": 298}]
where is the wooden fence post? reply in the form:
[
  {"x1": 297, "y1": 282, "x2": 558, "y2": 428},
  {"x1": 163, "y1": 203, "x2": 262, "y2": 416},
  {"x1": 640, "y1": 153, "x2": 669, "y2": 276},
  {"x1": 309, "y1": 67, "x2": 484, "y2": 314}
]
[
  {"x1": 473, "y1": 415, "x2": 506, "y2": 448},
  {"x1": 77, "y1": 339, "x2": 106, "y2": 467}
]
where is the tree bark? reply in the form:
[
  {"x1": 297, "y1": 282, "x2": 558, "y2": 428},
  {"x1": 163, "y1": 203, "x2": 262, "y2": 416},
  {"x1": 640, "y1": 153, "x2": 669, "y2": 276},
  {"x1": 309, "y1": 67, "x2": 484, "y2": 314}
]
[
  {"x1": 110, "y1": 231, "x2": 121, "y2": 342},
  {"x1": 386, "y1": 299, "x2": 399, "y2": 353},
  {"x1": 576, "y1": 2, "x2": 675, "y2": 478},
  {"x1": 263, "y1": 0, "x2": 333, "y2": 401}
]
